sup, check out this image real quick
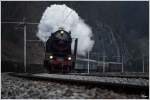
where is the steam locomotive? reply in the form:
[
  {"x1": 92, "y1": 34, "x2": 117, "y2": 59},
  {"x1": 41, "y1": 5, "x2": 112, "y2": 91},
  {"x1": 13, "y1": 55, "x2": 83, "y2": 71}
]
[{"x1": 44, "y1": 28, "x2": 78, "y2": 73}]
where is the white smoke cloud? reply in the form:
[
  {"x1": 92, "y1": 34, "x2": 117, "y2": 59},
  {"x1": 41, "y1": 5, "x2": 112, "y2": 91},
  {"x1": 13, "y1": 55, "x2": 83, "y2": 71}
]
[{"x1": 37, "y1": 4, "x2": 95, "y2": 56}]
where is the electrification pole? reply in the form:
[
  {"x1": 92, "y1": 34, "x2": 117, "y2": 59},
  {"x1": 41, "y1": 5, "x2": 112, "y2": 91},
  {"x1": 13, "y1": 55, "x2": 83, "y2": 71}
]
[
  {"x1": 24, "y1": 23, "x2": 27, "y2": 73},
  {"x1": 1, "y1": 20, "x2": 39, "y2": 73}
]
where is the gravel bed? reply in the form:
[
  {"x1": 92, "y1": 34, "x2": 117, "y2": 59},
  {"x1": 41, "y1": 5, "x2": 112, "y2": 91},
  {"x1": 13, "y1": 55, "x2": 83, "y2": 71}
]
[
  {"x1": 34, "y1": 73, "x2": 149, "y2": 86},
  {"x1": 1, "y1": 73, "x2": 147, "y2": 99}
]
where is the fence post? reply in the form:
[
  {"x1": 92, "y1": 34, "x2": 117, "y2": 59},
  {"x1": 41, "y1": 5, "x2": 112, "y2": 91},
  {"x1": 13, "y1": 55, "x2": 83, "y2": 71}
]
[
  {"x1": 87, "y1": 51, "x2": 90, "y2": 74},
  {"x1": 142, "y1": 56, "x2": 145, "y2": 73},
  {"x1": 121, "y1": 56, "x2": 124, "y2": 73},
  {"x1": 97, "y1": 53, "x2": 99, "y2": 72},
  {"x1": 103, "y1": 56, "x2": 105, "y2": 73}
]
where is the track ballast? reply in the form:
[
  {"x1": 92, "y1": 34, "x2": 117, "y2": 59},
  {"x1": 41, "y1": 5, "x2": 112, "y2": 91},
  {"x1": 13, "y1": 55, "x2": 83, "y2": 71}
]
[{"x1": 9, "y1": 72, "x2": 149, "y2": 97}]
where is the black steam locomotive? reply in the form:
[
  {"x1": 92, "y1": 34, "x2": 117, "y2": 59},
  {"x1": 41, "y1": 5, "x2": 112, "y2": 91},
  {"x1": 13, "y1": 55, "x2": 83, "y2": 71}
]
[{"x1": 44, "y1": 28, "x2": 78, "y2": 73}]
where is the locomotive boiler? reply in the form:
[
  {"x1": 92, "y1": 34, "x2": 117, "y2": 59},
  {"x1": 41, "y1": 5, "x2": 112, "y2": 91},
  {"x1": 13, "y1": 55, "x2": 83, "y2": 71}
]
[{"x1": 44, "y1": 28, "x2": 78, "y2": 73}]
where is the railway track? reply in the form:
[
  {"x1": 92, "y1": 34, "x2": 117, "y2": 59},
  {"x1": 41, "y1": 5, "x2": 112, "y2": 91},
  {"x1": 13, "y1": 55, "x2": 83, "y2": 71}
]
[
  {"x1": 66, "y1": 72, "x2": 149, "y2": 79},
  {"x1": 9, "y1": 72, "x2": 149, "y2": 97}
]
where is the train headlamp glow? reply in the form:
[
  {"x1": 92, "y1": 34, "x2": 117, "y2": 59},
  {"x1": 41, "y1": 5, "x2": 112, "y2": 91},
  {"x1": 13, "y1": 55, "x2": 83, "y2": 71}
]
[
  {"x1": 68, "y1": 57, "x2": 72, "y2": 60},
  {"x1": 49, "y1": 55, "x2": 53, "y2": 59},
  {"x1": 60, "y1": 31, "x2": 64, "y2": 34}
]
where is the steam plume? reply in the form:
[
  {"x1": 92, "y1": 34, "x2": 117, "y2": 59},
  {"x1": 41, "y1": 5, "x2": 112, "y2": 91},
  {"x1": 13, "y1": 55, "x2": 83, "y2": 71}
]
[{"x1": 37, "y1": 4, "x2": 94, "y2": 56}]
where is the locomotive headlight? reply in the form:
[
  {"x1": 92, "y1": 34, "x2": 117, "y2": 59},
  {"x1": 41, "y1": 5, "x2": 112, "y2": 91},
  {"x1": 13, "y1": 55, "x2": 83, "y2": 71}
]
[
  {"x1": 60, "y1": 30, "x2": 64, "y2": 34},
  {"x1": 68, "y1": 56, "x2": 72, "y2": 60},
  {"x1": 49, "y1": 55, "x2": 53, "y2": 59}
]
